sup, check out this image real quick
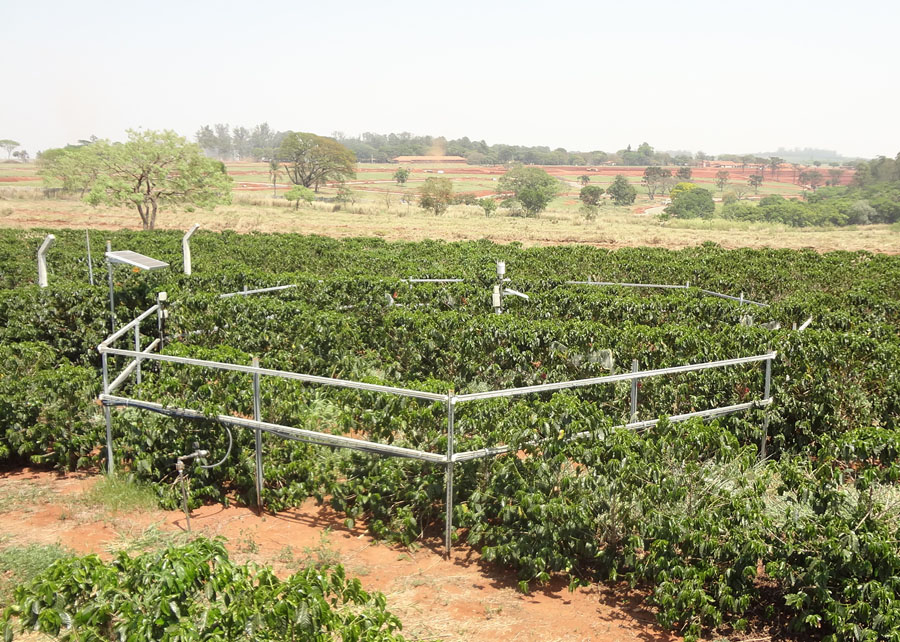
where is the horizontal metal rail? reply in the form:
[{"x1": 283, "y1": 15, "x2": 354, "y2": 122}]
[
  {"x1": 452, "y1": 398, "x2": 773, "y2": 462},
  {"x1": 565, "y1": 281, "x2": 689, "y2": 290},
  {"x1": 100, "y1": 394, "x2": 446, "y2": 463},
  {"x1": 108, "y1": 338, "x2": 161, "y2": 393},
  {"x1": 798, "y1": 316, "x2": 814, "y2": 332},
  {"x1": 455, "y1": 352, "x2": 777, "y2": 403},
  {"x1": 219, "y1": 284, "x2": 298, "y2": 299},
  {"x1": 99, "y1": 347, "x2": 449, "y2": 402},
  {"x1": 98, "y1": 304, "x2": 160, "y2": 349},
  {"x1": 699, "y1": 289, "x2": 770, "y2": 308},
  {"x1": 403, "y1": 278, "x2": 465, "y2": 284}
]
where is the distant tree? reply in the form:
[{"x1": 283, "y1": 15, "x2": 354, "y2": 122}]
[
  {"x1": 828, "y1": 168, "x2": 844, "y2": 186},
  {"x1": 848, "y1": 200, "x2": 876, "y2": 225},
  {"x1": 768, "y1": 157, "x2": 783, "y2": 180},
  {"x1": 579, "y1": 174, "x2": 591, "y2": 186},
  {"x1": 641, "y1": 166, "x2": 671, "y2": 200},
  {"x1": 12, "y1": 149, "x2": 29, "y2": 162},
  {"x1": 393, "y1": 167, "x2": 410, "y2": 185},
  {"x1": 607, "y1": 175, "x2": 637, "y2": 206},
  {"x1": 214, "y1": 124, "x2": 232, "y2": 160},
  {"x1": 232, "y1": 126, "x2": 251, "y2": 160},
  {"x1": 579, "y1": 185, "x2": 605, "y2": 207},
  {"x1": 278, "y1": 132, "x2": 356, "y2": 192},
  {"x1": 715, "y1": 170, "x2": 730, "y2": 192},
  {"x1": 791, "y1": 163, "x2": 802, "y2": 184},
  {"x1": 813, "y1": 160, "x2": 822, "y2": 167},
  {"x1": 418, "y1": 177, "x2": 454, "y2": 215},
  {"x1": 268, "y1": 158, "x2": 281, "y2": 198},
  {"x1": 195, "y1": 126, "x2": 217, "y2": 157},
  {"x1": 748, "y1": 174, "x2": 764, "y2": 194},
  {"x1": 665, "y1": 187, "x2": 715, "y2": 219},
  {"x1": 335, "y1": 183, "x2": 356, "y2": 207},
  {"x1": 695, "y1": 151, "x2": 709, "y2": 162},
  {"x1": 81, "y1": 130, "x2": 232, "y2": 229},
  {"x1": 480, "y1": 198, "x2": 498, "y2": 216},
  {"x1": 0, "y1": 139, "x2": 19, "y2": 159},
  {"x1": 731, "y1": 184, "x2": 750, "y2": 200},
  {"x1": 669, "y1": 182, "x2": 697, "y2": 201},
  {"x1": 676, "y1": 166, "x2": 692, "y2": 181},
  {"x1": 497, "y1": 166, "x2": 560, "y2": 216},
  {"x1": 800, "y1": 169, "x2": 824, "y2": 190},
  {"x1": 284, "y1": 184, "x2": 315, "y2": 210}
]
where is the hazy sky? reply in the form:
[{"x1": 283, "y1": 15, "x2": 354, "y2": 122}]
[{"x1": 2, "y1": 0, "x2": 898, "y2": 158}]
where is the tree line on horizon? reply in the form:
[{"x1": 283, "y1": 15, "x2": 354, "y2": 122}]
[{"x1": 189, "y1": 124, "x2": 865, "y2": 168}]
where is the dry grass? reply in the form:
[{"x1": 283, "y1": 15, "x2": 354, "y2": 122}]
[{"x1": 1, "y1": 190, "x2": 898, "y2": 253}]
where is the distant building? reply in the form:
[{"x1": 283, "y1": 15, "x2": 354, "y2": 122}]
[{"x1": 391, "y1": 156, "x2": 468, "y2": 164}]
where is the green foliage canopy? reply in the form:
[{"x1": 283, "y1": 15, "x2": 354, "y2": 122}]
[
  {"x1": 277, "y1": 132, "x2": 356, "y2": 191},
  {"x1": 418, "y1": 177, "x2": 454, "y2": 215},
  {"x1": 497, "y1": 166, "x2": 560, "y2": 216},
  {"x1": 606, "y1": 175, "x2": 637, "y2": 206}
]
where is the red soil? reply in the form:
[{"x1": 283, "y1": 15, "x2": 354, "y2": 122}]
[{"x1": 0, "y1": 469, "x2": 676, "y2": 642}]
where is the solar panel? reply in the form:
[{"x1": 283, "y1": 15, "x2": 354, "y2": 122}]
[{"x1": 106, "y1": 250, "x2": 169, "y2": 271}]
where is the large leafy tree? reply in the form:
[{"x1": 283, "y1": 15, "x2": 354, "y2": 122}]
[
  {"x1": 277, "y1": 132, "x2": 355, "y2": 191},
  {"x1": 80, "y1": 130, "x2": 232, "y2": 230},
  {"x1": 642, "y1": 166, "x2": 671, "y2": 200},
  {"x1": 497, "y1": 166, "x2": 559, "y2": 216},
  {"x1": 418, "y1": 177, "x2": 454, "y2": 215},
  {"x1": 665, "y1": 187, "x2": 715, "y2": 219},
  {"x1": 607, "y1": 174, "x2": 637, "y2": 206}
]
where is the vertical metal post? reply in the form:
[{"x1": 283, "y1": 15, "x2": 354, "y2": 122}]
[
  {"x1": 37, "y1": 234, "x2": 55, "y2": 288},
  {"x1": 760, "y1": 357, "x2": 773, "y2": 460},
  {"x1": 102, "y1": 351, "x2": 114, "y2": 476},
  {"x1": 444, "y1": 394, "x2": 456, "y2": 558},
  {"x1": 106, "y1": 241, "x2": 116, "y2": 333},
  {"x1": 182, "y1": 224, "x2": 200, "y2": 275},
  {"x1": 157, "y1": 292, "x2": 167, "y2": 349},
  {"x1": 630, "y1": 359, "x2": 639, "y2": 423},
  {"x1": 86, "y1": 230, "x2": 94, "y2": 286},
  {"x1": 252, "y1": 356, "x2": 264, "y2": 513},
  {"x1": 134, "y1": 325, "x2": 141, "y2": 386}
]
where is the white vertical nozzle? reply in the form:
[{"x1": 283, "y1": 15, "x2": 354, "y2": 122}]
[
  {"x1": 182, "y1": 223, "x2": 200, "y2": 275},
  {"x1": 496, "y1": 261, "x2": 506, "y2": 278},
  {"x1": 37, "y1": 234, "x2": 56, "y2": 288}
]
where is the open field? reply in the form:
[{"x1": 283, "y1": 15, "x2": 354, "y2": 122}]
[{"x1": 1, "y1": 161, "x2": 895, "y2": 253}]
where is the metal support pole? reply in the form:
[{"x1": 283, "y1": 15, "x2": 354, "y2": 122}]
[
  {"x1": 182, "y1": 224, "x2": 200, "y2": 275},
  {"x1": 177, "y1": 460, "x2": 191, "y2": 532},
  {"x1": 102, "y1": 351, "x2": 114, "y2": 476},
  {"x1": 86, "y1": 231, "x2": 94, "y2": 286},
  {"x1": 106, "y1": 241, "x2": 115, "y2": 332},
  {"x1": 156, "y1": 292, "x2": 167, "y2": 349},
  {"x1": 630, "y1": 359, "x2": 639, "y2": 423},
  {"x1": 253, "y1": 356, "x2": 264, "y2": 513},
  {"x1": 37, "y1": 234, "x2": 55, "y2": 288},
  {"x1": 444, "y1": 394, "x2": 456, "y2": 558},
  {"x1": 134, "y1": 325, "x2": 141, "y2": 386},
  {"x1": 760, "y1": 357, "x2": 773, "y2": 460}
]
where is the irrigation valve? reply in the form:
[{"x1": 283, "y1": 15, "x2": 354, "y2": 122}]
[{"x1": 492, "y1": 285, "x2": 502, "y2": 314}]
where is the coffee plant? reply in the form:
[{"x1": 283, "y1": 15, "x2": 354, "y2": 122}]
[{"x1": 2, "y1": 228, "x2": 900, "y2": 639}]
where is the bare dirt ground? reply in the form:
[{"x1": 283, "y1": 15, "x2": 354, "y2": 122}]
[{"x1": 0, "y1": 469, "x2": 674, "y2": 642}]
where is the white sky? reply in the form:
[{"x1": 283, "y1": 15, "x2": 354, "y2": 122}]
[{"x1": 2, "y1": 0, "x2": 898, "y2": 158}]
